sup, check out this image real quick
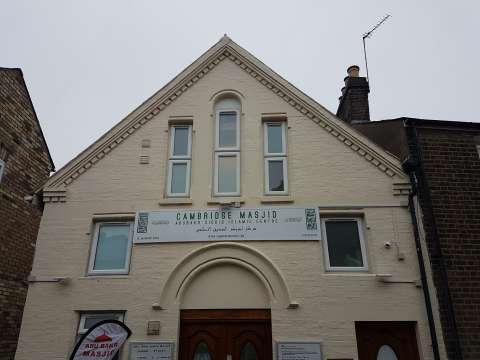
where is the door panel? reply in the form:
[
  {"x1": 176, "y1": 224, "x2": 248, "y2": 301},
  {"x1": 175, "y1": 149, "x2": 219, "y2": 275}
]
[
  {"x1": 179, "y1": 310, "x2": 272, "y2": 360},
  {"x1": 180, "y1": 323, "x2": 227, "y2": 360},
  {"x1": 355, "y1": 322, "x2": 420, "y2": 360}
]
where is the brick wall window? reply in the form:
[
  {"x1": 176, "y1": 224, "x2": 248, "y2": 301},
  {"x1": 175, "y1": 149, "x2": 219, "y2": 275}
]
[
  {"x1": 77, "y1": 312, "x2": 124, "y2": 360},
  {"x1": 264, "y1": 121, "x2": 288, "y2": 194},
  {"x1": 0, "y1": 159, "x2": 4, "y2": 183},
  {"x1": 214, "y1": 97, "x2": 241, "y2": 196},
  {"x1": 321, "y1": 218, "x2": 368, "y2": 271},
  {"x1": 88, "y1": 222, "x2": 133, "y2": 275},
  {"x1": 167, "y1": 124, "x2": 192, "y2": 197}
]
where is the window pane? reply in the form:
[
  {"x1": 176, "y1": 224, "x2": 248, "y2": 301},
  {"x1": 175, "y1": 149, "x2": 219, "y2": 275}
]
[
  {"x1": 240, "y1": 342, "x2": 258, "y2": 360},
  {"x1": 193, "y1": 342, "x2": 212, "y2": 360},
  {"x1": 377, "y1": 345, "x2": 399, "y2": 360},
  {"x1": 173, "y1": 127, "x2": 189, "y2": 156},
  {"x1": 268, "y1": 160, "x2": 284, "y2": 192},
  {"x1": 94, "y1": 224, "x2": 130, "y2": 270},
  {"x1": 83, "y1": 314, "x2": 119, "y2": 331},
  {"x1": 171, "y1": 163, "x2": 187, "y2": 194},
  {"x1": 325, "y1": 220, "x2": 364, "y2": 267},
  {"x1": 218, "y1": 156, "x2": 237, "y2": 193},
  {"x1": 267, "y1": 124, "x2": 283, "y2": 153},
  {"x1": 219, "y1": 112, "x2": 237, "y2": 148}
]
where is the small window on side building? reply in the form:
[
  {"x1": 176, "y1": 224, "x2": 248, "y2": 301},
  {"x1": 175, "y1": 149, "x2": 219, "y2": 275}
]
[
  {"x1": 0, "y1": 159, "x2": 5, "y2": 183},
  {"x1": 88, "y1": 222, "x2": 133, "y2": 275},
  {"x1": 322, "y1": 218, "x2": 368, "y2": 271},
  {"x1": 264, "y1": 122, "x2": 288, "y2": 194}
]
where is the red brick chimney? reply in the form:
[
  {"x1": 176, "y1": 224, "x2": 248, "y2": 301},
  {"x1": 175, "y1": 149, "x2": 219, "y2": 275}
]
[{"x1": 336, "y1": 65, "x2": 370, "y2": 124}]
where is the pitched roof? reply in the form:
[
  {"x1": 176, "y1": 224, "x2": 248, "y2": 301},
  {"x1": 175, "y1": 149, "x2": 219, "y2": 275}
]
[
  {"x1": 0, "y1": 67, "x2": 55, "y2": 171},
  {"x1": 43, "y1": 35, "x2": 405, "y2": 191}
]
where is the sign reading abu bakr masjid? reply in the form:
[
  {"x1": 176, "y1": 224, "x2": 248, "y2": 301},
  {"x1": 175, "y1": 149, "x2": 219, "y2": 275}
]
[{"x1": 134, "y1": 207, "x2": 320, "y2": 243}]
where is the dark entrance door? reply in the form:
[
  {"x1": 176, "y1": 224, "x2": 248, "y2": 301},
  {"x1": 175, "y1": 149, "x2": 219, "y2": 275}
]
[
  {"x1": 355, "y1": 322, "x2": 420, "y2": 360},
  {"x1": 179, "y1": 310, "x2": 272, "y2": 360}
]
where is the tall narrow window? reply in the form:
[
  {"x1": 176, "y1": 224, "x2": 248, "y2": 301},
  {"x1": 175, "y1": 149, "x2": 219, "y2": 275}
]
[
  {"x1": 0, "y1": 159, "x2": 4, "y2": 183},
  {"x1": 167, "y1": 125, "x2": 192, "y2": 197},
  {"x1": 264, "y1": 122, "x2": 287, "y2": 194},
  {"x1": 214, "y1": 97, "x2": 241, "y2": 196}
]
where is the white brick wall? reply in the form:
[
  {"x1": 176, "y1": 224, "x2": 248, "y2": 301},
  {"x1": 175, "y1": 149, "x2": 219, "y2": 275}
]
[{"x1": 16, "y1": 59, "x2": 446, "y2": 360}]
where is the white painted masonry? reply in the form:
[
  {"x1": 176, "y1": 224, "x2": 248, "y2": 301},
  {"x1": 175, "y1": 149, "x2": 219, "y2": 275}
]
[{"x1": 15, "y1": 37, "x2": 447, "y2": 360}]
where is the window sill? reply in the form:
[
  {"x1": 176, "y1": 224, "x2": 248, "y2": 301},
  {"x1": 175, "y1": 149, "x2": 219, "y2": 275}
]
[
  {"x1": 260, "y1": 195, "x2": 294, "y2": 203},
  {"x1": 79, "y1": 275, "x2": 130, "y2": 280},
  {"x1": 159, "y1": 198, "x2": 193, "y2": 206},
  {"x1": 207, "y1": 197, "x2": 245, "y2": 205}
]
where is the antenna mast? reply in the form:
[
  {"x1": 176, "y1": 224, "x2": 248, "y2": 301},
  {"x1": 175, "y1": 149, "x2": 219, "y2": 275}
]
[{"x1": 362, "y1": 14, "x2": 391, "y2": 83}]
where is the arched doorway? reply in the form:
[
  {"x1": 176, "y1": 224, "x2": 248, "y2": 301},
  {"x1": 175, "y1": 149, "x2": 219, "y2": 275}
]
[{"x1": 169, "y1": 244, "x2": 281, "y2": 360}]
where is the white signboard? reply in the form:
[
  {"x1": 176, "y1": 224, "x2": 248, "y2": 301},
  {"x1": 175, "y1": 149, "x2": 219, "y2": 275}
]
[
  {"x1": 134, "y1": 207, "x2": 320, "y2": 243},
  {"x1": 129, "y1": 342, "x2": 175, "y2": 360},
  {"x1": 277, "y1": 342, "x2": 322, "y2": 360}
]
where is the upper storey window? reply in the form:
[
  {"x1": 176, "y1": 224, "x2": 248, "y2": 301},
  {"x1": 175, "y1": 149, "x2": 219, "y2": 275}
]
[
  {"x1": 214, "y1": 97, "x2": 241, "y2": 196},
  {"x1": 264, "y1": 121, "x2": 288, "y2": 194},
  {"x1": 167, "y1": 124, "x2": 192, "y2": 197}
]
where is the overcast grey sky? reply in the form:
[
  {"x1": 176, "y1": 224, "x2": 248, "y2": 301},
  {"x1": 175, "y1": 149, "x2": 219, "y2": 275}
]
[{"x1": 2, "y1": 0, "x2": 478, "y2": 168}]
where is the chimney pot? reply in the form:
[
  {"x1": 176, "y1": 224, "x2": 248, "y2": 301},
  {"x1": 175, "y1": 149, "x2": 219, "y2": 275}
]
[{"x1": 347, "y1": 65, "x2": 360, "y2": 77}]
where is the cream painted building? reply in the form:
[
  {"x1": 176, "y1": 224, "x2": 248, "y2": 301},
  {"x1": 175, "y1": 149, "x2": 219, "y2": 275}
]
[{"x1": 16, "y1": 37, "x2": 446, "y2": 360}]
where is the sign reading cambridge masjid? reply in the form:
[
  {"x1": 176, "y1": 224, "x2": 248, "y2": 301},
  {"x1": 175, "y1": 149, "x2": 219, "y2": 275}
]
[{"x1": 134, "y1": 207, "x2": 321, "y2": 243}]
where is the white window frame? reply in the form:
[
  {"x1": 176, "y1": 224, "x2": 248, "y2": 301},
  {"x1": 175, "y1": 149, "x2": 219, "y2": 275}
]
[
  {"x1": 321, "y1": 217, "x2": 368, "y2": 272},
  {"x1": 214, "y1": 152, "x2": 240, "y2": 196},
  {"x1": 78, "y1": 312, "x2": 124, "y2": 334},
  {"x1": 167, "y1": 125, "x2": 192, "y2": 197},
  {"x1": 169, "y1": 125, "x2": 192, "y2": 159},
  {"x1": 264, "y1": 121, "x2": 288, "y2": 195},
  {"x1": 264, "y1": 157, "x2": 288, "y2": 195},
  {"x1": 167, "y1": 160, "x2": 191, "y2": 197},
  {"x1": 0, "y1": 159, "x2": 5, "y2": 183},
  {"x1": 88, "y1": 222, "x2": 133, "y2": 276},
  {"x1": 215, "y1": 110, "x2": 240, "y2": 151},
  {"x1": 263, "y1": 122, "x2": 286, "y2": 156}
]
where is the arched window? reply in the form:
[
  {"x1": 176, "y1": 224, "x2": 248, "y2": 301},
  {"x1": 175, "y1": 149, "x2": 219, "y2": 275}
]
[{"x1": 214, "y1": 96, "x2": 241, "y2": 196}]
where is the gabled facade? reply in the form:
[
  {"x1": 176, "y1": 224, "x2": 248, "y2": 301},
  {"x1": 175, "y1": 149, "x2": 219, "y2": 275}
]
[
  {"x1": 16, "y1": 37, "x2": 446, "y2": 360},
  {"x1": 0, "y1": 67, "x2": 54, "y2": 360}
]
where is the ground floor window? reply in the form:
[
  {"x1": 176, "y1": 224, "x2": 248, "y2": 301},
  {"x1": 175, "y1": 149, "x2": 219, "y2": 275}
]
[{"x1": 77, "y1": 312, "x2": 125, "y2": 359}]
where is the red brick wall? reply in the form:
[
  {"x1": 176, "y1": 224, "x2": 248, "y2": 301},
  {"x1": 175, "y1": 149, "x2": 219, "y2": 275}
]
[
  {"x1": 415, "y1": 128, "x2": 480, "y2": 360},
  {"x1": 0, "y1": 68, "x2": 52, "y2": 360}
]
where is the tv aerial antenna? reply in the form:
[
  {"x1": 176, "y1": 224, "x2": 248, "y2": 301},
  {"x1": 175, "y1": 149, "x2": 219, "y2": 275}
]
[{"x1": 362, "y1": 14, "x2": 391, "y2": 83}]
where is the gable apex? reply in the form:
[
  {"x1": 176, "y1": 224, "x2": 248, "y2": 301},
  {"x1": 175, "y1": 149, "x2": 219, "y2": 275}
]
[{"x1": 43, "y1": 37, "x2": 405, "y2": 192}]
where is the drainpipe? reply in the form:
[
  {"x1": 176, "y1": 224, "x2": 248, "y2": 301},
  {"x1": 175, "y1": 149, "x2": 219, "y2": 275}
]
[
  {"x1": 403, "y1": 119, "x2": 463, "y2": 360},
  {"x1": 402, "y1": 158, "x2": 441, "y2": 360}
]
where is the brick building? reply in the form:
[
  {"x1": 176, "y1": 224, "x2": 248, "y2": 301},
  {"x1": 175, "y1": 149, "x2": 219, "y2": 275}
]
[
  {"x1": 337, "y1": 66, "x2": 480, "y2": 360},
  {"x1": 16, "y1": 37, "x2": 445, "y2": 360},
  {"x1": 0, "y1": 68, "x2": 54, "y2": 360}
]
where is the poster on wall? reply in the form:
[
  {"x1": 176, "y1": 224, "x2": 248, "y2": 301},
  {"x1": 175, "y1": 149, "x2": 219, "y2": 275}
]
[
  {"x1": 129, "y1": 342, "x2": 175, "y2": 360},
  {"x1": 277, "y1": 342, "x2": 323, "y2": 360},
  {"x1": 134, "y1": 207, "x2": 321, "y2": 243},
  {"x1": 69, "y1": 320, "x2": 132, "y2": 360}
]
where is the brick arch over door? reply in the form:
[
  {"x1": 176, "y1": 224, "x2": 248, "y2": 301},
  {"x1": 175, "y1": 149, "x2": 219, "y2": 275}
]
[{"x1": 158, "y1": 242, "x2": 293, "y2": 309}]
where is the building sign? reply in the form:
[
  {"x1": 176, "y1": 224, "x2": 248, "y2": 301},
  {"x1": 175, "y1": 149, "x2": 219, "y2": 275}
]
[
  {"x1": 134, "y1": 207, "x2": 320, "y2": 243},
  {"x1": 70, "y1": 320, "x2": 132, "y2": 360},
  {"x1": 129, "y1": 342, "x2": 175, "y2": 360},
  {"x1": 277, "y1": 342, "x2": 322, "y2": 360}
]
